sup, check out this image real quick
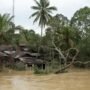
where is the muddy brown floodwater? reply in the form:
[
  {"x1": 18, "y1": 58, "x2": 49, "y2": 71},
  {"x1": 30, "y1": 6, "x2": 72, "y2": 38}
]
[{"x1": 0, "y1": 69, "x2": 90, "y2": 90}]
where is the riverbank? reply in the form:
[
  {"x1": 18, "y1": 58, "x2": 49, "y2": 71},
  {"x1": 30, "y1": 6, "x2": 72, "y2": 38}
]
[{"x1": 0, "y1": 68, "x2": 90, "y2": 76}]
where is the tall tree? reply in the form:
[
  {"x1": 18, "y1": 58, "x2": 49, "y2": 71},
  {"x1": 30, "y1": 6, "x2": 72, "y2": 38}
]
[
  {"x1": 47, "y1": 14, "x2": 79, "y2": 73},
  {"x1": 30, "y1": 0, "x2": 57, "y2": 37},
  {"x1": 48, "y1": 14, "x2": 77, "y2": 49},
  {"x1": 71, "y1": 7, "x2": 90, "y2": 38},
  {"x1": 71, "y1": 7, "x2": 90, "y2": 63}
]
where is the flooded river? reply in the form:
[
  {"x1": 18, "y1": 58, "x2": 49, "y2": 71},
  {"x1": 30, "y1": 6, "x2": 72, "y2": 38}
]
[{"x1": 0, "y1": 69, "x2": 90, "y2": 90}]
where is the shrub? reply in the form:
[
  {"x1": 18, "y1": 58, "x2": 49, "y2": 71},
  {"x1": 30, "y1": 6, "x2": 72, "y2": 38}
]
[
  {"x1": 34, "y1": 65, "x2": 49, "y2": 74},
  {"x1": 14, "y1": 62, "x2": 26, "y2": 70}
]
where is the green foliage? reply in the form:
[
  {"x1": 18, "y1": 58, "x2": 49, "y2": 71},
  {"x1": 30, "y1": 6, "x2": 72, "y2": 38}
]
[
  {"x1": 71, "y1": 7, "x2": 90, "y2": 38},
  {"x1": 21, "y1": 29, "x2": 41, "y2": 52},
  {"x1": 47, "y1": 14, "x2": 77, "y2": 50},
  {"x1": 71, "y1": 7, "x2": 90, "y2": 64},
  {"x1": 0, "y1": 13, "x2": 14, "y2": 44}
]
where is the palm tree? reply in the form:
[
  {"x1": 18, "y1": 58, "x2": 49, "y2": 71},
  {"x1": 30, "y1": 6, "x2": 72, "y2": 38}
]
[
  {"x1": 0, "y1": 13, "x2": 14, "y2": 44},
  {"x1": 30, "y1": 0, "x2": 57, "y2": 37}
]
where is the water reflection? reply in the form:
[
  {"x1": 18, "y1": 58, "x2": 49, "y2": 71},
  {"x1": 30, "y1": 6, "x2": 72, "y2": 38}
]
[{"x1": 0, "y1": 69, "x2": 90, "y2": 90}]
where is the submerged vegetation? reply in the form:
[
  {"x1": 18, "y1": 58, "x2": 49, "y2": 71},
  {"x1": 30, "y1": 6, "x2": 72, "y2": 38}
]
[{"x1": 0, "y1": 0, "x2": 90, "y2": 74}]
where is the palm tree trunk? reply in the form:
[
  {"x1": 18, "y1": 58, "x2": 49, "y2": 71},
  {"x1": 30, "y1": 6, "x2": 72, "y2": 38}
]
[
  {"x1": 12, "y1": 0, "x2": 15, "y2": 22},
  {"x1": 39, "y1": 26, "x2": 43, "y2": 50},
  {"x1": 41, "y1": 26, "x2": 43, "y2": 38},
  {"x1": 37, "y1": 26, "x2": 43, "y2": 58}
]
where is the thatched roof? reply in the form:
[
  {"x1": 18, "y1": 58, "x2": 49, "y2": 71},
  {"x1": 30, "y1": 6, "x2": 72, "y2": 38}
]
[
  {"x1": 0, "y1": 45, "x2": 14, "y2": 51},
  {"x1": 0, "y1": 52, "x2": 8, "y2": 57},
  {"x1": 18, "y1": 57, "x2": 44, "y2": 65},
  {"x1": 15, "y1": 52, "x2": 40, "y2": 58},
  {"x1": 29, "y1": 53, "x2": 40, "y2": 57},
  {"x1": 4, "y1": 51, "x2": 16, "y2": 55}
]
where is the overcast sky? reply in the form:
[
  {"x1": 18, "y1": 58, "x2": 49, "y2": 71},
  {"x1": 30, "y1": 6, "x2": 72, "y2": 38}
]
[{"x1": 0, "y1": 0, "x2": 90, "y2": 34}]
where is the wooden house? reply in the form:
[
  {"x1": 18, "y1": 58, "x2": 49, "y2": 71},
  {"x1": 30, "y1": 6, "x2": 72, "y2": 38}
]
[{"x1": 14, "y1": 52, "x2": 45, "y2": 70}]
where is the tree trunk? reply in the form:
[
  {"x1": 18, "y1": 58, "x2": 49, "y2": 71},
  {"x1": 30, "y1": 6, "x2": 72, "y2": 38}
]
[
  {"x1": 55, "y1": 48, "x2": 79, "y2": 74},
  {"x1": 52, "y1": 41, "x2": 67, "y2": 66},
  {"x1": 52, "y1": 38, "x2": 79, "y2": 73}
]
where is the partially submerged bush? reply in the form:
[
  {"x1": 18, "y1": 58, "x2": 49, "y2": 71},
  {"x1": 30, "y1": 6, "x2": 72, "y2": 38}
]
[
  {"x1": 34, "y1": 65, "x2": 49, "y2": 74},
  {"x1": 14, "y1": 62, "x2": 26, "y2": 70}
]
